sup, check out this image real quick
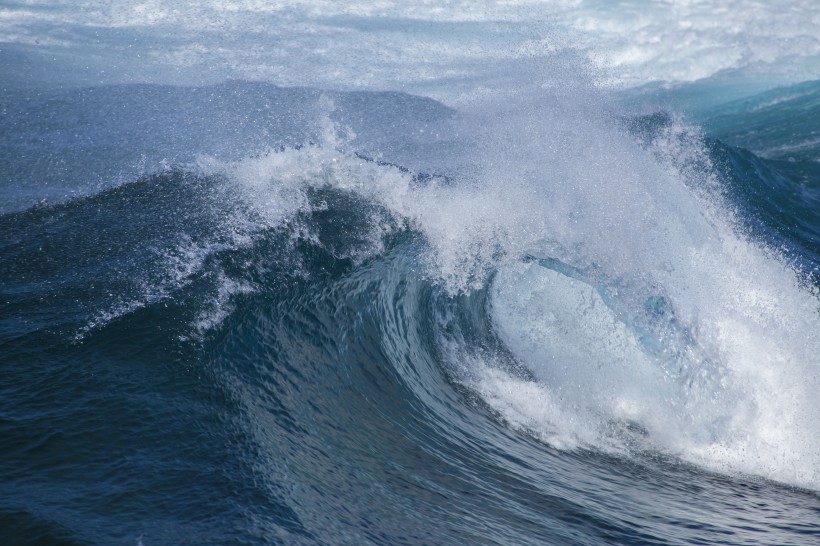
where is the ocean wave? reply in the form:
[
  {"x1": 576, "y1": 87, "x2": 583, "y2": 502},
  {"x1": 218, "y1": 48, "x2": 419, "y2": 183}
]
[
  {"x1": 2, "y1": 58, "x2": 819, "y2": 543},
  {"x1": 5, "y1": 88, "x2": 817, "y2": 493}
]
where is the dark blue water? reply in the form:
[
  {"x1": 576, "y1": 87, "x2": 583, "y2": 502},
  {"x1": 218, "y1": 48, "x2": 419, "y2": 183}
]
[{"x1": 2, "y1": 80, "x2": 819, "y2": 545}]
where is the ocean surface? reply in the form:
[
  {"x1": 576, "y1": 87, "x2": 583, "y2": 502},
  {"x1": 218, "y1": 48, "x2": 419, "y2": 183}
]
[{"x1": 2, "y1": 2, "x2": 819, "y2": 545}]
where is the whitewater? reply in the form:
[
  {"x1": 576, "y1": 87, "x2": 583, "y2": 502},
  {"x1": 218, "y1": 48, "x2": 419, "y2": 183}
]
[{"x1": 1, "y1": 1, "x2": 819, "y2": 545}]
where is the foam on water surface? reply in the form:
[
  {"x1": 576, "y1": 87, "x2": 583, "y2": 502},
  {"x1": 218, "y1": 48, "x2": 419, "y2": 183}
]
[{"x1": 4, "y1": 1, "x2": 820, "y2": 100}]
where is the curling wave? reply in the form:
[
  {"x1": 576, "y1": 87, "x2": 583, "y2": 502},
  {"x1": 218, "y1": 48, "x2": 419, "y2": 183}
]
[{"x1": 2, "y1": 81, "x2": 819, "y2": 544}]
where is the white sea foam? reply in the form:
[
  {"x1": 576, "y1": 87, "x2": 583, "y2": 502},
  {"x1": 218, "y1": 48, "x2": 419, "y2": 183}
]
[
  {"x1": 448, "y1": 93, "x2": 820, "y2": 489},
  {"x1": 3, "y1": 1, "x2": 819, "y2": 98}
]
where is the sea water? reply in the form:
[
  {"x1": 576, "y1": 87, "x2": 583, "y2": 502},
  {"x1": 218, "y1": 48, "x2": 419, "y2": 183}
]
[{"x1": 1, "y1": 2, "x2": 819, "y2": 544}]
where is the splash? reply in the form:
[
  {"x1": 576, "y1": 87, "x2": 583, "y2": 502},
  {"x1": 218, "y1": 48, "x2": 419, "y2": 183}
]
[{"x1": 195, "y1": 81, "x2": 820, "y2": 489}]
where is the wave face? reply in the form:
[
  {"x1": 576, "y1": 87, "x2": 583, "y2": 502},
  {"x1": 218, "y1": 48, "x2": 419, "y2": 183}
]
[{"x1": 2, "y1": 3, "x2": 820, "y2": 545}]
